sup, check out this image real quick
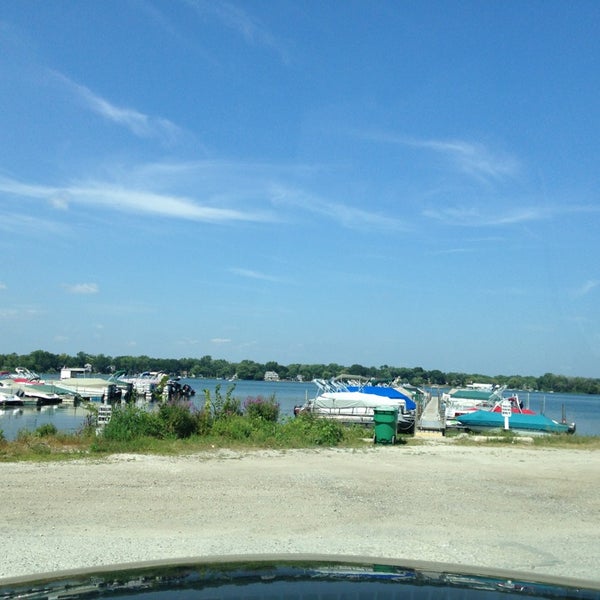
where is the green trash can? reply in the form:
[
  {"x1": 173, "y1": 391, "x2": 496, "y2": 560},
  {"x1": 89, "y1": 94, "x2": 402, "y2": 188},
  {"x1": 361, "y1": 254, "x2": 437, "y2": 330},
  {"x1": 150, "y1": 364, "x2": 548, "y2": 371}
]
[{"x1": 373, "y1": 406, "x2": 398, "y2": 444}]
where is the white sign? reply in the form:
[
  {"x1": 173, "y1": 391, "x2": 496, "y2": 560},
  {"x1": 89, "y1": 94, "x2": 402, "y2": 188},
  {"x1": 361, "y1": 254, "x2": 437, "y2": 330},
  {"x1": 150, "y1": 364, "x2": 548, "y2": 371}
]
[{"x1": 501, "y1": 400, "x2": 512, "y2": 430}]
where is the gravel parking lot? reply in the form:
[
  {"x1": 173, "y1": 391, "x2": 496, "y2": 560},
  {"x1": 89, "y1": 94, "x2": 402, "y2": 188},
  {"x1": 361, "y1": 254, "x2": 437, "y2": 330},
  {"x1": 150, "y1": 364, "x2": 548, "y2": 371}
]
[{"x1": 1, "y1": 443, "x2": 598, "y2": 586}]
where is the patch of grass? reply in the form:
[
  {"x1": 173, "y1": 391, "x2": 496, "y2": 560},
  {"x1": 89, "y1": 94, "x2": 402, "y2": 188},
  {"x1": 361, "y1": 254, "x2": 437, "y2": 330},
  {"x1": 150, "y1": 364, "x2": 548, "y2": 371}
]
[
  {"x1": 448, "y1": 429, "x2": 600, "y2": 448},
  {"x1": 90, "y1": 435, "x2": 172, "y2": 455},
  {"x1": 2, "y1": 399, "x2": 598, "y2": 462},
  {"x1": 0, "y1": 429, "x2": 94, "y2": 462},
  {"x1": 35, "y1": 423, "x2": 58, "y2": 437},
  {"x1": 102, "y1": 405, "x2": 163, "y2": 442},
  {"x1": 532, "y1": 434, "x2": 600, "y2": 449}
]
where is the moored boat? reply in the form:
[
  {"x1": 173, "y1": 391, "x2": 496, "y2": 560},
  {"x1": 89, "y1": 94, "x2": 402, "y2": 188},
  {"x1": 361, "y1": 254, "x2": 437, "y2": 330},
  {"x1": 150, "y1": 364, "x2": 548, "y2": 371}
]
[
  {"x1": 0, "y1": 370, "x2": 65, "y2": 406},
  {"x1": 442, "y1": 385, "x2": 507, "y2": 422},
  {"x1": 295, "y1": 375, "x2": 419, "y2": 433},
  {"x1": 48, "y1": 367, "x2": 131, "y2": 402},
  {"x1": 0, "y1": 390, "x2": 24, "y2": 408},
  {"x1": 455, "y1": 399, "x2": 575, "y2": 435},
  {"x1": 5, "y1": 367, "x2": 44, "y2": 384},
  {"x1": 13, "y1": 383, "x2": 64, "y2": 406},
  {"x1": 117, "y1": 371, "x2": 168, "y2": 398}
]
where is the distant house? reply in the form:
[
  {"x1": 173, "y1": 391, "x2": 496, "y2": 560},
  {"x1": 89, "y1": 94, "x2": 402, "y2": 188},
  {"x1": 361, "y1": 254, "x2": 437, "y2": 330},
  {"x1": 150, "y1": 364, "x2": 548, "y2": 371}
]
[
  {"x1": 60, "y1": 366, "x2": 92, "y2": 379},
  {"x1": 264, "y1": 371, "x2": 280, "y2": 382}
]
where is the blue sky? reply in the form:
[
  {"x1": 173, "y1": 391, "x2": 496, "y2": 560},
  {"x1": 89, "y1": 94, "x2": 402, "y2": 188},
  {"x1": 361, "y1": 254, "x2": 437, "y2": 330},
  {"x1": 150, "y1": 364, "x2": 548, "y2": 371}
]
[{"x1": 1, "y1": 1, "x2": 599, "y2": 377}]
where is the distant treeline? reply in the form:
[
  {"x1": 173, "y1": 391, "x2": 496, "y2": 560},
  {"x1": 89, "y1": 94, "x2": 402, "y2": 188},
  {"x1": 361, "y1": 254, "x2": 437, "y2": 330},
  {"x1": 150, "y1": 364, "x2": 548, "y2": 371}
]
[{"x1": 2, "y1": 349, "x2": 600, "y2": 395}]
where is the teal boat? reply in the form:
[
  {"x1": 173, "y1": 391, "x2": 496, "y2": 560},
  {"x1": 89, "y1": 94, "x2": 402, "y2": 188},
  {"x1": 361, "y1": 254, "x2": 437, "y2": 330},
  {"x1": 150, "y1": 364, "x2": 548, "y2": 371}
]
[{"x1": 456, "y1": 409, "x2": 576, "y2": 435}]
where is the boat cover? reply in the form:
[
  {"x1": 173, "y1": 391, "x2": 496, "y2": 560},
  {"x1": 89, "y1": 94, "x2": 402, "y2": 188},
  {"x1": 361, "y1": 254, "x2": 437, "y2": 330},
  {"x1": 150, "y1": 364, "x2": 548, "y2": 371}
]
[
  {"x1": 314, "y1": 392, "x2": 409, "y2": 411},
  {"x1": 449, "y1": 389, "x2": 496, "y2": 400},
  {"x1": 456, "y1": 410, "x2": 570, "y2": 433},
  {"x1": 346, "y1": 386, "x2": 416, "y2": 410}
]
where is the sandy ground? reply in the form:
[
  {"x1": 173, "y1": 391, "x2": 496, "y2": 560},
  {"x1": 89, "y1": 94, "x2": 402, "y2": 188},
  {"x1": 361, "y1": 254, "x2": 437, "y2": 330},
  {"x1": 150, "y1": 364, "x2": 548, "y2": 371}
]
[{"x1": 1, "y1": 442, "x2": 599, "y2": 587}]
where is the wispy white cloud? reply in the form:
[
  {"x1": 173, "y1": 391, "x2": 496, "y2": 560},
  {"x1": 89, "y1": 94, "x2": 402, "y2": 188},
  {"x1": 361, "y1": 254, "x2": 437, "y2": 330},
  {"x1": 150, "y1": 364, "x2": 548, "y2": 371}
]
[
  {"x1": 422, "y1": 205, "x2": 548, "y2": 227},
  {"x1": 0, "y1": 306, "x2": 45, "y2": 319},
  {"x1": 0, "y1": 177, "x2": 58, "y2": 199},
  {"x1": 137, "y1": 0, "x2": 183, "y2": 39},
  {"x1": 183, "y1": 0, "x2": 290, "y2": 63},
  {"x1": 269, "y1": 184, "x2": 411, "y2": 232},
  {"x1": 0, "y1": 282, "x2": 6, "y2": 290},
  {"x1": 135, "y1": 1, "x2": 221, "y2": 68},
  {"x1": 3, "y1": 157, "x2": 410, "y2": 232},
  {"x1": 572, "y1": 280, "x2": 599, "y2": 298},
  {"x1": 0, "y1": 206, "x2": 67, "y2": 236},
  {"x1": 49, "y1": 70, "x2": 183, "y2": 144},
  {"x1": 0, "y1": 175, "x2": 274, "y2": 224},
  {"x1": 357, "y1": 131, "x2": 519, "y2": 182},
  {"x1": 176, "y1": 337, "x2": 201, "y2": 346},
  {"x1": 410, "y1": 138, "x2": 519, "y2": 181},
  {"x1": 422, "y1": 203, "x2": 600, "y2": 227},
  {"x1": 69, "y1": 183, "x2": 272, "y2": 223},
  {"x1": 229, "y1": 268, "x2": 284, "y2": 283},
  {"x1": 63, "y1": 283, "x2": 99, "y2": 295},
  {"x1": 211, "y1": 337, "x2": 231, "y2": 344},
  {"x1": 50, "y1": 194, "x2": 69, "y2": 210}
]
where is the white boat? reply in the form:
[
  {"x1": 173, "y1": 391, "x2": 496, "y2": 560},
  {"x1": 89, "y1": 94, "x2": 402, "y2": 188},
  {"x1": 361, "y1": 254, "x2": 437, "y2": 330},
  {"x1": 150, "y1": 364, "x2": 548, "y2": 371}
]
[
  {"x1": 0, "y1": 369, "x2": 64, "y2": 406},
  {"x1": 49, "y1": 367, "x2": 130, "y2": 402},
  {"x1": 0, "y1": 389, "x2": 24, "y2": 407},
  {"x1": 13, "y1": 384, "x2": 64, "y2": 406},
  {"x1": 7, "y1": 366, "x2": 44, "y2": 384},
  {"x1": 295, "y1": 376, "x2": 418, "y2": 433},
  {"x1": 442, "y1": 385, "x2": 507, "y2": 424},
  {"x1": 118, "y1": 371, "x2": 167, "y2": 397}
]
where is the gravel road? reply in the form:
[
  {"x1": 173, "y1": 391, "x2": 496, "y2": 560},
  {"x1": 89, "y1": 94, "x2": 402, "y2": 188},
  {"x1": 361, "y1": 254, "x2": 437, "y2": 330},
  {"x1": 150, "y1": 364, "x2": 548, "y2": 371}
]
[{"x1": 1, "y1": 443, "x2": 598, "y2": 586}]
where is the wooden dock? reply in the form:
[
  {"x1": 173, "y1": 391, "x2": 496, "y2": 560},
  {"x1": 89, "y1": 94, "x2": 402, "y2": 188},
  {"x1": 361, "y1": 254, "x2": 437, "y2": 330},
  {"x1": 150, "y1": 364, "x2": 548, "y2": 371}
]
[{"x1": 418, "y1": 394, "x2": 446, "y2": 433}]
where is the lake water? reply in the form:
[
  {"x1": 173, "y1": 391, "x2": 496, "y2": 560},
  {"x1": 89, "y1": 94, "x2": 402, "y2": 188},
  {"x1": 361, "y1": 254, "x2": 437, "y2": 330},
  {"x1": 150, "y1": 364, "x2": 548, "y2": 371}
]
[{"x1": 1, "y1": 379, "x2": 599, "y2": 441}]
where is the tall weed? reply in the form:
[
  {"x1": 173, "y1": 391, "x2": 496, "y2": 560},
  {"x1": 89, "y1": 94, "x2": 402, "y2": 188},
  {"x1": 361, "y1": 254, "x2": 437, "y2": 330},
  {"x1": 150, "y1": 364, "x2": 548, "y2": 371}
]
[
  {"x1": 203, "y1": 384, "x2": 241, "y2": 420},
  {"x1": 158, "y1": 401, "x2": 198, "y2": 438},
  {"x1": 244, "y1": 395, "x2": 279, "y2": 422},
  {"x1": 102, "y1": 405, "x2": 163, "y2": 441},
  {"x1": 211, "y1": 415, "x2": 255, "y2": 441},
  {"x1": 279, "y1": 414, "x2": 345, "y2": 446}
]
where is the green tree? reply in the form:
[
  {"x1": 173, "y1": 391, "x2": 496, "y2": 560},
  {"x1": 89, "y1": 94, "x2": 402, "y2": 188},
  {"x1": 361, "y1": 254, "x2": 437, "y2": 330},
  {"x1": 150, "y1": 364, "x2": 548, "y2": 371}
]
[
  {"x1": 427, "y1": 369, "x2": 446, "y2": 385},
  {"x1": 26, "y1": 350, "x2": 58, "y2": 373},
  {"x1": 236, "y1": 359, "x2": 263, "y2": 380}
]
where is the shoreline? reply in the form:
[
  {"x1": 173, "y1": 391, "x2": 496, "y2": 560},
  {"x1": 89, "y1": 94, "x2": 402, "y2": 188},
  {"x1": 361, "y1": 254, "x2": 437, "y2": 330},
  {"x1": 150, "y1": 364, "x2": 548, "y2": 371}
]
[{"x1": 1, "y1": 444, "x2": 599, "y2": 585}]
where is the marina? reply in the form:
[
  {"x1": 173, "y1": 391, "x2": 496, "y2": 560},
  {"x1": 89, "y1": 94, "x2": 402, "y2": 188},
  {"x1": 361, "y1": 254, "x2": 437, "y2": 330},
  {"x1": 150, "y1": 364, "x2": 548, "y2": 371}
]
[{"x1": 0, "y1": 376, "x2": 599, "y2": 441}]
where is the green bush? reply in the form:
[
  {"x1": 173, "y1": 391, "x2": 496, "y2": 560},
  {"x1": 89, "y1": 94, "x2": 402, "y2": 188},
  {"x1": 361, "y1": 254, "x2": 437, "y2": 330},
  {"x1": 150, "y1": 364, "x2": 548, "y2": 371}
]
[
  {"x1": 244, "y1": 395, "x2": 279, "y2": 422},
  {"x1": 203, "y1": 384, "x2": 242, "y2": 420},
  {"x1": 195, "y1": 407, "x2": 212, "y2": 436},
  {"x1": 36, "y1": 423, "x2": 58, "y2": 437},
  {"x1": 158, "y1": 401, "x2": 198, "y2": 439},
  {"x1": 279, "y1": 414, "x2": 345, "y2": 446},
  {"x1": 211, "y1": 415, "x2": 255, "y2": 440},
  {"x1": 102, "y1": 405, "x2": 163, "y2": 442}
]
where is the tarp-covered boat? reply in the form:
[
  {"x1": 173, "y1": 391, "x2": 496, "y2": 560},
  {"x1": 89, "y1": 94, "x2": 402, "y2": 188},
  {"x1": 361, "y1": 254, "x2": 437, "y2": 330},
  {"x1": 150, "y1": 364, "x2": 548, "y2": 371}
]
[
  {"x1": 456, "y1": 408, "x2": 576, "y2": 435},
  {"x1": 295, "y1": 375, "x2": 419, "y2": 433}
]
